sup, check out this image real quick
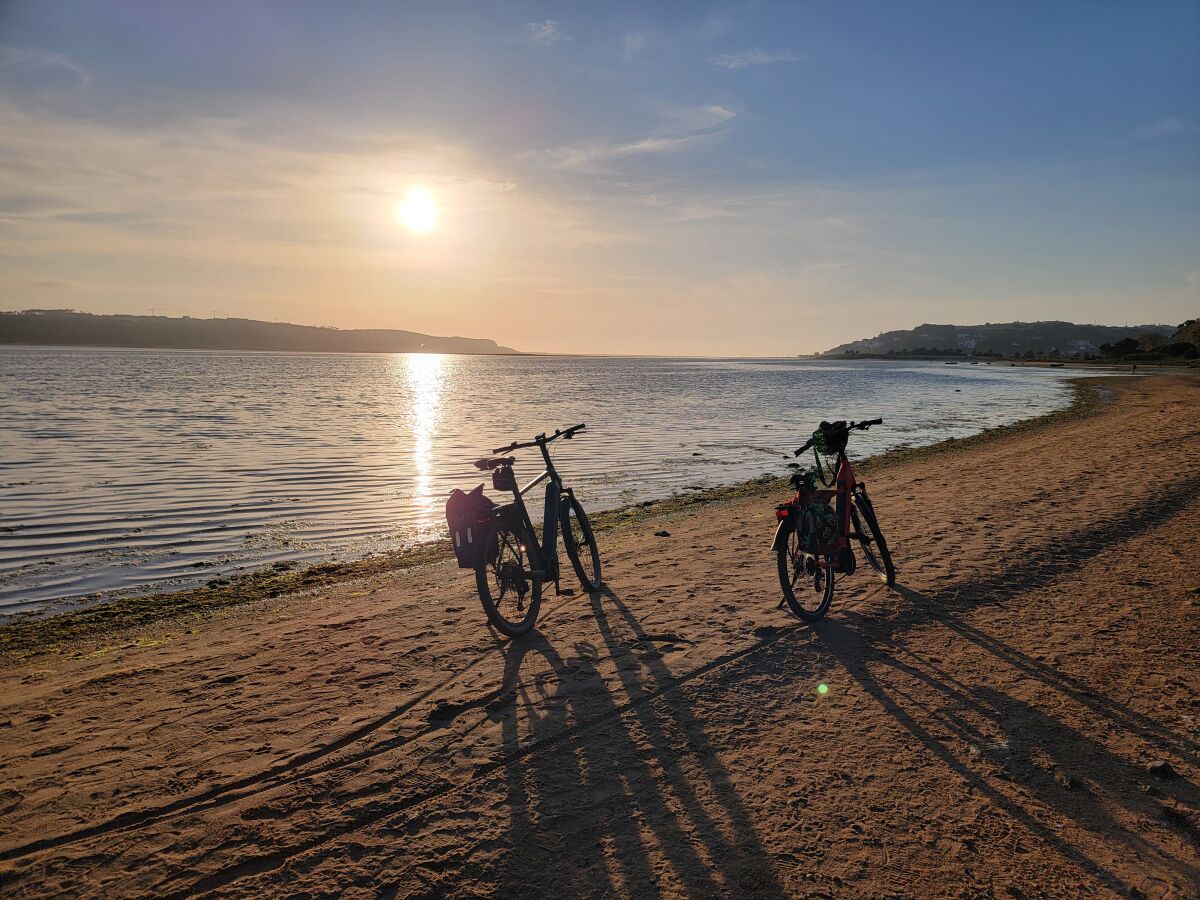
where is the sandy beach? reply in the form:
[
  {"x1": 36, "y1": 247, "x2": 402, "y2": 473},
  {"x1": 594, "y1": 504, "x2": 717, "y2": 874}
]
[{"x1": 1, "y1": 374, "x2": 1197, "y2": 897}]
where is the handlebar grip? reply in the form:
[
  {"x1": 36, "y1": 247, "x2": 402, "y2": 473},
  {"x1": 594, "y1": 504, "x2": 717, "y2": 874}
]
[
  {"x1": 793, "y1": 439, "x2": 814, "y2": 457},
  {"x1": 863, "y1": 417, "x2": 883, "y2": 426}
]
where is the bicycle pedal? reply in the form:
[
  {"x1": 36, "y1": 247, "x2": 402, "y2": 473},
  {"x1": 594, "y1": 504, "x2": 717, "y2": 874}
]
[{"x1": 558, "y1": 587, "x2": 575, "y2": 597}]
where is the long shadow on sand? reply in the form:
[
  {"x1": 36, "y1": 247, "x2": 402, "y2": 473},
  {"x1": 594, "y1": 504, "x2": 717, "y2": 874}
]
[
  {"x1": 493, "y1": 588, "x2": 786, "y2": 899},
  {"x1": 852, "y1": 469, "x2": 1200, "y2": 767},
  {"x1": 816, "y1": 613, "x2": 1200, "y2": 893}
]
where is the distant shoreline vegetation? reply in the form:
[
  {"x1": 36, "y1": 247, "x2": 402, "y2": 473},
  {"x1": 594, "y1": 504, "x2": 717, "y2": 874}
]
[
  {"x1": 0, "y1": 309, "x2": 518, "y2": 355},
  {"x1": 819, "y1": 319, "x2": 1198, "y2": 366}
]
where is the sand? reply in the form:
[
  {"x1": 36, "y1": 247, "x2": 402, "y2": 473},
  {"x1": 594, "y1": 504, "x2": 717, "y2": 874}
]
[{"x1": 0, "y1": 375, "x2": 1197, "y2": 898}]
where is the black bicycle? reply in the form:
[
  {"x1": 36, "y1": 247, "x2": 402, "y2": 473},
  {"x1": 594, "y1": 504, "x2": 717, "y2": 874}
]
[{"x1": 469, "y1": 424, "x2": 602, "y2": 637}]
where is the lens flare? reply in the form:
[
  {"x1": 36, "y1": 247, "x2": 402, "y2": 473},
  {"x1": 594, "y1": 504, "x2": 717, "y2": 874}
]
[{"x1": 817, "y1": 683, "x2": 829, "y2": 695}]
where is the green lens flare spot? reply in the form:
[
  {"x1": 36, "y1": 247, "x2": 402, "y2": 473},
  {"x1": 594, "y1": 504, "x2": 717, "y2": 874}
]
[{"x1": 817, "y1": 683, "x2": 829, "y2": 695}]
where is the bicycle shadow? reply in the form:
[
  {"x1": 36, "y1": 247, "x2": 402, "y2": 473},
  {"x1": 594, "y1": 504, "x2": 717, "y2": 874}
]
[
  {"x1": 815, "y1": 610, "x2": 1200, "y2": 893},
  {"x1": 854, "y1": 467, "x2": 1200, "y2": 768},
  {"x1": 492, "y1": 588, "x2": 787, "y2": 898}
]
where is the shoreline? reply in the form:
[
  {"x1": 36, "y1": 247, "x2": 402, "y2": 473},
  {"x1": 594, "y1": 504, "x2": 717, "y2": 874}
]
[
  {"x1": 0, "y1": 375, "x2": 1115, "y2": 661},
  {"x1": 1, "y1": 374, "x2": 1196, "y2": 895}
]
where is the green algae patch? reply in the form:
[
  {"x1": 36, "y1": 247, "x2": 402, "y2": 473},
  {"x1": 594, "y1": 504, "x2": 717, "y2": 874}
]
[{"x1": 0, "y1": 541, "x2": 449, "y2": 662}]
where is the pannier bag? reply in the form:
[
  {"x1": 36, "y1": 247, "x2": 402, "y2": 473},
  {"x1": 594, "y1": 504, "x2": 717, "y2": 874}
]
[{"x1": 446, "y1": 484, "x2": 495, "y2": 568}]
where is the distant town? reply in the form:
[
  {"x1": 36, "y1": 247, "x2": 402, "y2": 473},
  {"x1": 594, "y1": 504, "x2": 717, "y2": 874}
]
[{"x1": 819, "y1": 319, "x2": 1199, "y2": 364}]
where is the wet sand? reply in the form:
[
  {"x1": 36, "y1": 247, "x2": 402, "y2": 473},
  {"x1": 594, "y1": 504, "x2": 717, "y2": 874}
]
[{"x1": 1, "y1": 375, "x2": 1197, "y2": 897}]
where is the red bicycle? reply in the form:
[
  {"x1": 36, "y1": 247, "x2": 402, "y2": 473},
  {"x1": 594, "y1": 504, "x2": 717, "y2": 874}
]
[{"x1": 770, "y1": 419, "x2": 895, "y2": 621}]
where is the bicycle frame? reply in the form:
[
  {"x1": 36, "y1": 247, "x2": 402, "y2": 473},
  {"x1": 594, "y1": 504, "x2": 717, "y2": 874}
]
[
  {"x1": 494, "y1": 436, "x2": 571, "y2": 583},
  {"x1": 771, "y1": 449, "x2": 864, "y2": 572}
]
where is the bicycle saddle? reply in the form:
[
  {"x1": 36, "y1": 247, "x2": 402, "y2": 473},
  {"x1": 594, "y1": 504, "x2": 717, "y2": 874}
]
[{"x1": 474, "y1": 456, "x2": 516, "y2": 471}]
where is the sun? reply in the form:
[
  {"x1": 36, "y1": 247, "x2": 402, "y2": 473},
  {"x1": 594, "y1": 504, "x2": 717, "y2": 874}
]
[{"x1": 394, "y1": 187, "x2": 439, "y2": 234}]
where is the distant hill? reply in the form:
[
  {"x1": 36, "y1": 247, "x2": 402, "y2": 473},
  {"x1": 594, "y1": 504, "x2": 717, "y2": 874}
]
[
  {"x1": 823, "y1": 320, "x2": 1176, "y2": 358},
  {"x1": 0, "y1": 310, "x2": 517, "y2": 355}
]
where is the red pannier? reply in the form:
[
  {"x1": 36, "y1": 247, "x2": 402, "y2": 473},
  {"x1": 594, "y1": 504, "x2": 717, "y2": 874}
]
[{"x1": 445, "y1": 484, "x2": 495, "y2": 568}]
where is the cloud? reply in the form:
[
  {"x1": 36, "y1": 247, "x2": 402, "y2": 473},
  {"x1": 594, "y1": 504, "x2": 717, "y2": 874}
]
[
  {"x1": 1131, "y1": 116, "x2": 1198, "y2": 141},
  {"x1": 622, "y1": 31, "x2": 649, "y2": 62},
  {"x1": 522, "y1": 106, "x2": 735, "y2": 173},
  {"x1": 0, "y1": 46, "x2": 91, "y2": 87},
  {"x1": 662, "y1": 104, "x2": 736, "y2": 132},
  {"x1": 522, "y1": 134, "x2": 718, "y2": 172},
  {"x1": 524, "y1": 20, "x2": 571, "y2": 46},
  {"x1": 710, "y1": 48, "x2": 803, "y2": 69},
  {"x1": 534, "y1": 134, "x2": 722, "y2": 172}
]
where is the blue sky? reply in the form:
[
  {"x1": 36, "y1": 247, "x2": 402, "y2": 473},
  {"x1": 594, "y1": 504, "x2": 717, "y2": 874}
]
[{"x1": 1, "y1": 1, "x2": 1197, "y2": 354}]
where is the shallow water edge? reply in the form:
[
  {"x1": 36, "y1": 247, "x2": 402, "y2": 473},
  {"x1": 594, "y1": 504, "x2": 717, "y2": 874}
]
[{"x1": 0, "y1": 377, "x2": 1117, "y2": 660}]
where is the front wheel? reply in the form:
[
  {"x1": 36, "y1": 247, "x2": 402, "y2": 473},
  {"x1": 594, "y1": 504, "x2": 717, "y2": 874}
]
[
  {"x1": 777, "y1": 525, "x2": 835, "y2": 621},
  {"x1": 561, "y1": 494, "x2": 602, "y2": 592},
  {"x1": 851, "y1": 494, "x2": 895, "y2": 586},
  {"x1": 475, "y1": 520, "x2": 543, "y2": 637}
]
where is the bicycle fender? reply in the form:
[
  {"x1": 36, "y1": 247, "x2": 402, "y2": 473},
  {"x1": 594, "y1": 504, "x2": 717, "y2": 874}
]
[{"x1": 770, "y1": 517, "x2": 792, "y2": 553}]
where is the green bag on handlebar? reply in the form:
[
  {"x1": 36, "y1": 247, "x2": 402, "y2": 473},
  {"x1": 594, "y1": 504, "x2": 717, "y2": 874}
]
[{"x1": 812, "y1": 421, "x2": 849, "y2": 455}]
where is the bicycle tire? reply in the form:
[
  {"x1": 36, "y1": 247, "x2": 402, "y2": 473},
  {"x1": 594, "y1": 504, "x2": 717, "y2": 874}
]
[
  {"x1": 851, "y1": 494, "x2": 895, "y2": 586},
  {"x1": 475, "y1": 520, "x2": 543, "y2": 637},
  {"x1": 561, "y1": 494, "x2": 602, "y2": 592},
  {"x1": 776, "y1": 525, "x2": 835, "y2": 621}
]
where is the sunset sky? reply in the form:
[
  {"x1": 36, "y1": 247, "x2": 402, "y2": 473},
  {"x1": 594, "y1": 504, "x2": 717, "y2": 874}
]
[{"x1": 1, "y1": 1, "x2": 1197, "y2": 355}]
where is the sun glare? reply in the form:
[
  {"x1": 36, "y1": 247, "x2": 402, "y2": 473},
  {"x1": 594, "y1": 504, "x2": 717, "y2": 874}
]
[{"x1": 394, "y1": 188, "x2": 439, "y2": 234}]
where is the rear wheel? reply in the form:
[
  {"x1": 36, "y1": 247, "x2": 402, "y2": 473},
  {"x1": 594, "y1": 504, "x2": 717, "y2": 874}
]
[
  {"x1": 851, "y1": 494, "x2": 895, "y2": 586},
  {"x1": 561, "y1": 494, "x2": 602, "y2": 592},
  {"x1": 475, "y1": 521, "x2": 543, "y2": 637},
  {"x1": 777, "y1": 525, "x2": 835, "y2": 621}
]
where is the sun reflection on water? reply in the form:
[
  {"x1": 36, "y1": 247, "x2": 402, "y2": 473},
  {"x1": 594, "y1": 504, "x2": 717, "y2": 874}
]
[{"x1": 401, "y1": 353, "x2": 446, "y2": 538}]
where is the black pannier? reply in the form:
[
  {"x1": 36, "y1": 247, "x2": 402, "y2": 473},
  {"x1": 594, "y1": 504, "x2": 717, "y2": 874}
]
[{"x1": 445, "y1": 484, "x2": 495, "y2": 568}]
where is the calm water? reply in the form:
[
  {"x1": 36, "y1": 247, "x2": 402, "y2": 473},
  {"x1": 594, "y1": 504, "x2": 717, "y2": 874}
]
[{"x1": 1, "y1": 349, "x2": 1085, "y2": 614}]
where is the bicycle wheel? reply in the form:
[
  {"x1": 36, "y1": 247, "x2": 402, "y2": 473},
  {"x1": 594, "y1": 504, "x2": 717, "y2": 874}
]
[
  {"x1": 851, "y1": 494, "x2": 895, "y2": 586},
  {"x1": 776, "y1": 526, "x2": 835, "y2": 621},
  {"x1": 561, "y1": 493, "x2": 602, "y2": 592},
  {"x1": 475, "y1": 520, "x2": 543, "y2": 637}
]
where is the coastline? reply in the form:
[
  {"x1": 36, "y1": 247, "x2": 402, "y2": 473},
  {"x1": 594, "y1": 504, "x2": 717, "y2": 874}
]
[
  {"x1": 1, "y1": 374, "x2": 1196, "y2": 896},
  {"x1": 0, "y1": 375, "x2": 1116, "y2": 660}
]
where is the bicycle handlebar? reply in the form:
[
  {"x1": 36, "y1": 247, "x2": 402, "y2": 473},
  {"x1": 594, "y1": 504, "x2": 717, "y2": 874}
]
[
  {"x1": 491, "y1": 423, "x2": 586, "y2": 455},
  {"x1": 792, "y1": 418, "x2": 882, "y2": 456}
]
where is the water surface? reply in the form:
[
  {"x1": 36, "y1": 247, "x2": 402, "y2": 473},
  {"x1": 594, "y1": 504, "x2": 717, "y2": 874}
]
[{"x1": 1, "y1": 349, "x2": 1087, "y2": 614}]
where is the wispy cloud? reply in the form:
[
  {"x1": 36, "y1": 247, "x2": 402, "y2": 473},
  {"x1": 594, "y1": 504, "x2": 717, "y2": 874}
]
[
  {"x1": 1132, "y1": 116, "x2": 1198, "y2": 141},
  {"x1": 523, "y1": 133, "x2": 721, "y2": 172},
  {"x1": 0, "y1": 46, "x2": 91, "y2": 87},
  {"x1": 524, "y1": 20, "x2": 572, "y2": 46},
  {"x1": 522, "y1": 105, "x2": 735, "y2": 173},
  {"x1": 710, "y1": 48, "x2": 802, "y2": 69},
  {"x1": 662, "y1": 104, "x2": 736, "y2": 132},
  {"x1": 622, "y1": 31, "x2": 649, "y2": 62}
]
